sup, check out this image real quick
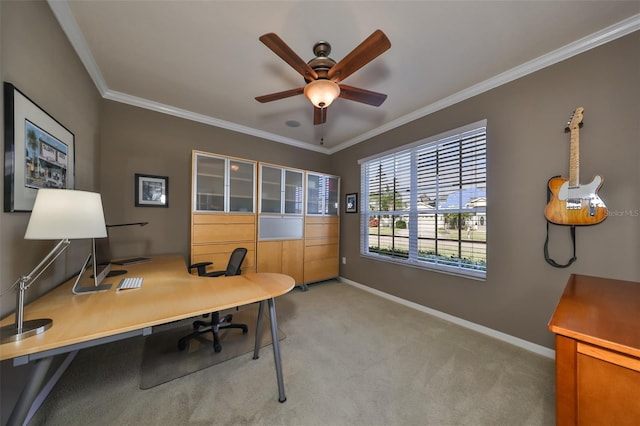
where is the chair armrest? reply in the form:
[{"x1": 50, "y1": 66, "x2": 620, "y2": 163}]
[{"x1": 189, "y1": 261, "x2": 213, "y2": 276}]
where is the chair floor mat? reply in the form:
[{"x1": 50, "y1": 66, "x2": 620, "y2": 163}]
[{"x1": 139, "y1": 305, "x2": 285, "y2": 389}]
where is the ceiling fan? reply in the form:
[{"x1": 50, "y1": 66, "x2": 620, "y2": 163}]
[{"x1": 255, "y1": 30, "x2": 391, "y2": 125}]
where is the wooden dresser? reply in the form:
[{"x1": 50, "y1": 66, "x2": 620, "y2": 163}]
[{"x1": 548, "y1": 274, "x2": 640, "y2": 425}]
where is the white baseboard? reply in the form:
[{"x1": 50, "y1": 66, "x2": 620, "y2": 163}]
[{"x1": 338, "y1": 277, "x2": 555, "y2": 359}]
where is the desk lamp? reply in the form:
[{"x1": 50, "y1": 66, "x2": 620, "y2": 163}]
[{"x1": 0, "y1": 189, "x2": 107, "y2": 343}]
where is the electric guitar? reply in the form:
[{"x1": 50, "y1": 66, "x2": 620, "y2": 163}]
[{"x1": 544, "y1": 107, "x2": 607, "y2": 225}]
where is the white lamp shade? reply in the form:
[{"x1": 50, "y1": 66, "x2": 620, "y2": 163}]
[
  {"x1": 304, "y1": 79, "x2": 341, "y2": 108},
  {"x1": 25, "y1": 189, "x2": 107, "y2": 240}
]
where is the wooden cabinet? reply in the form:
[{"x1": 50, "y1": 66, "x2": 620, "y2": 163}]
[
  {"x1": 548, "y1": 274, "x2": 640, "y2": 425},
  {"x1": 191, "y1": 151, "x2": 340, "y2": 285},
  {"x1": 256, "y1": 163, "x2": 305, "y2": 285},
  {"x1": 191, "y1": 151, "x2": 257, "y2": 274},
  {"x1": 303, "y1": 171, "x2": 340, "y2": 284}
]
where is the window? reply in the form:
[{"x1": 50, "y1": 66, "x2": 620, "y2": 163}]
[{"x1": 359, "y1": 121, "x2": 487, "y2": 279}]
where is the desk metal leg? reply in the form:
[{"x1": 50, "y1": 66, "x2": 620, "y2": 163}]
[
  {"x1": 253, "y1": 300, "x2": 265, "y2": 360},
  {"x1": 268, "y1": 297, "x2": 286, "y2": 403},
  {"x1": 7, "y1": 356, "x2": 54, "y2": 426}
]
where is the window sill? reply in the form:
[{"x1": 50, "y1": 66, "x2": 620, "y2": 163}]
[{"x1": 360, "y1": 252, "x2": 486, "y2": 282}]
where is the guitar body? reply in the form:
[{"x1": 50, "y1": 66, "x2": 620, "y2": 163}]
[{"x1": 545, "y1": 175, "x2": 608, "y2": 225}]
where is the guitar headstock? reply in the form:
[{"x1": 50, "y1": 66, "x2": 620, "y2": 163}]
[{"x1": 565, "y1": 107, "x2": 584, "y2": 133}]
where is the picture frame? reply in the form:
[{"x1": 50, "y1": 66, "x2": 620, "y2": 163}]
[
  {"x1": 4, "y1": 82, "x2": 75, "y2": 212},
  {"x1": 135, "y1": 173, "x2": 169, "y2": 208},
  {"x1": 345, "y1": 193, "x2": 358, "y2": 213}
]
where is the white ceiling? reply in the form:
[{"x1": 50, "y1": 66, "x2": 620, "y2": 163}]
[{"x1": 49, "y1": 1, "x2": 640, "y2": 154}]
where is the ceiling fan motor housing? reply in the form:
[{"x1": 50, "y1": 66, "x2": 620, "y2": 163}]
[{"x1": 306, "y1": 41, "x2": 336, "y2": 82}]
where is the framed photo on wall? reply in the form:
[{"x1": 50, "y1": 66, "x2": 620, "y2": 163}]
[
  {"x1": 4, "y1": 82, "x2": 75, "y2": 212},
  {"x1": 135, "y1": 173, "x2": 169, "y2": 207},
  {"x1": 345, "y1": 193, "x2": 358, "y2": 213}
]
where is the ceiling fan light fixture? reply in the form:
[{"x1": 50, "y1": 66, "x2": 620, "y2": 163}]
[{"x1": 304, "y1": 79, "x2": 340, "y2": 108}]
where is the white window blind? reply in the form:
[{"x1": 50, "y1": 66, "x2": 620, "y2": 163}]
[{"x1": 360, "y1": 121, "x2": 487, "y2": 279}]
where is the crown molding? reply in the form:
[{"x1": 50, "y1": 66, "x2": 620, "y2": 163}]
[
  {"x1": 103, "y1": 89, "x2": 328, "y2": 153},
  {"x1": 328, "y1": 13, "x2": 640, "y2": 154},
  {"x1": 48, "y1": 1, "x2": 638, "y2": 156}
]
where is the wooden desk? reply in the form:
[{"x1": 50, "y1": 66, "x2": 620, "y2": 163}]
[
  {"x1": 0, "y1": 254, "x2": 295, "y2": 425},
  {"x1": 548, "y1": 274, "x2": 640, "y2": 425}
]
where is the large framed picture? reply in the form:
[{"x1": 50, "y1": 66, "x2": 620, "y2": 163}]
[
  {"x1": 345, "y1": 193, "x2": 358, "y2": 213},
  {"x1": 4, "y1": 82, "x2": 75, "y2": 212},
  {"x1": 135, "y1": 173, "x2": 169, "y2": 207}
]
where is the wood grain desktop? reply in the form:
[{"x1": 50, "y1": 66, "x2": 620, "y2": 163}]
[{"x1": 0, "y1": 254, "x2": 295, "y2": 425}]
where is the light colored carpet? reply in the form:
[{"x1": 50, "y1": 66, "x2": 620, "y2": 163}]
[
  {"x1": 29, "y1": 280, "x2": 555, "y2": 425},
  {"x1": 140, "y1": 305, "x2": 285, "y2": 389}
]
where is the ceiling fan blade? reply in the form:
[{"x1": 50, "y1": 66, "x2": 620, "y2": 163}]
[
  {"x1": 328, "y1": 29, "x2": 391, "y2": 83},
  {"x1": 338, "y1": 84, "x2": 387, "y2": 107},
  {"x1": 255, "y1": 87, "x2": 304, "y2": 103},
  {"x1": 313, "y1": 107, "x2": 327, "y2": 125},
  {"x1": 259, "y1": 33, "x2": 318, "y2": 81}
]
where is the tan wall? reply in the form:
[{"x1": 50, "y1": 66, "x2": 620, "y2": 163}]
[
  {"x1": 332, "y1": 31, "x2": 640, "y2": 349},
  {"x1": 0, "y1": 0, "x2": 102, "y2": 317},
  {"x1": 0, "y1": 1, "x2": 102, "y2": 423},
  {"x1": 98, "y1": 101, "x2": 331, "y2": 260}
]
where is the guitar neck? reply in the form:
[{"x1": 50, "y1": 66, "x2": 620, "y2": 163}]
[{"x1": 569, "y1": 129, "x2": 579, "y2": 187}]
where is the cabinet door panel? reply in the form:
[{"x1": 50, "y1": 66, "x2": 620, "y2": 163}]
[
  {"x1": 257, "y1": 241, "x2": 282, "y2": 273},
  {"x1": 193, "y1": 223, "x2": 255, "y2": 244},
  {"x1": 194, "y1": 154, "x2": 225, "y2": 212},
  {"x1": 304, "y1": 258, "x2": 339, "y2": 283},
  {"x1": 193, "y1": 213, "x2": 255, "y2": 225},
  {"x1": 260, "y1": 165, "x2": 282, "y2": 213},
  {"x1": 229, "y1": 159, "x2": 255, "y2": 213},
  {"x1": 577, "y1": 351, "x2": 640, "y2": 425},
  {"x1": 284, "y1": 170, "x2": 304, "y2": 214},
  {"x1": 305, "y1": 243, "x2": 338, "y2": 259},
  {"x1": 282, "y1": 240, "x2": 304, "y2": 283}
]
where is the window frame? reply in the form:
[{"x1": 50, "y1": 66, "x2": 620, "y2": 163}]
[{"x1": 358, "y1": 120, "x2": 487, "y2": 280}]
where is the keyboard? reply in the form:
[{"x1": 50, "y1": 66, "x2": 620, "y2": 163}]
[{"x1": 116, "y1": 277, "x2": 143, "y2": 291}]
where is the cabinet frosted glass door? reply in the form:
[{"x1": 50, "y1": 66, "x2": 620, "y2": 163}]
[
  {"x1": 195, "y1": 154, "x2": 225, "y2": 211},
  {"x1": 325, "y1": 176, "x2": 339, "y2": 216},
  {"x1": 306, "y1": 173, "x2": 339, "y2": 216},
  {"x1": 284, "y1": 170, "x2": 303, "y2": 214},
  {"x1": 193, "y1": 153, "x2": 255, "y2": 213},
  {"x1": 260, "y1": 165, "x2": 282, "y2": 213},
  {"x1": 229, "y1": 159, "x2": 255, "y2": 213},
  {"x1": 260, "y1": 165, "x2": 303, "y2": 214}
]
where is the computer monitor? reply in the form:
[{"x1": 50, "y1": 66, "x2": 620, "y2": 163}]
[
  {"x1": 94, "y1": 236, "x2": 128, "y2": 279},
  {"x1": 93, "y1": 237, "x2": 113, "y2": 283},
  {"x1": 72, "y1": 237, "x2": 114, "y2": 294}
]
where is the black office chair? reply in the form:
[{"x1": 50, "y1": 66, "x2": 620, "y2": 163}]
[{"x1": 178, "y1": 247, "x2": 249, "y2": 353}]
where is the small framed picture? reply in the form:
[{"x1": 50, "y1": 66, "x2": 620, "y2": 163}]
[
  {"x1": 345, "y1": 193, "x2": 358, "y2": 213},
  {"x1": 135, "y1": 173, "x2": 168, "y2": 207}
]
